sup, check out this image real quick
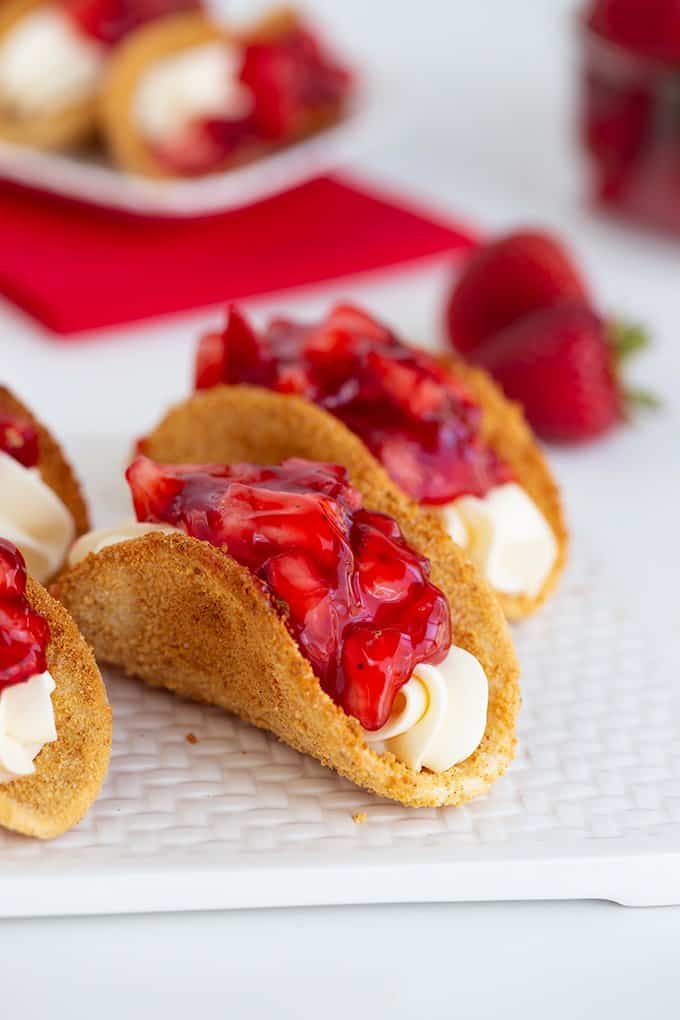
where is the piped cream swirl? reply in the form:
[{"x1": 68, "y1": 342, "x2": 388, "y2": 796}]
[
  {"x1": 362, "y1": 647, "x2": 488, "y2": 773},
  {"x1": 442, "y1": 482, "x2": 557, "y2": 599}
]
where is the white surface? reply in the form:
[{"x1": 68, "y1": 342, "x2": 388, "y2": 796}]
[
  {"x1": 0, "y1": 77, "x2": 385, "y2": 215},
  {"x1": 1, "y1": 0, "x2": 679, "y2": 1011},
  {"x1": 2, "y1": 901, "x2": 680, "y2": 1020}
]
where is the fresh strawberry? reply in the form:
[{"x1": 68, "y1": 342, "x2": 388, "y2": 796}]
[
  {"x1": 586, "y1": 0, "x2": 680, "y2": 64},
  {"x1": 471, "y1": 301, "x2": 652, "y2": 442},
  {"x1": 445, "y1": 231, "x2": 590, "y2": 354}
]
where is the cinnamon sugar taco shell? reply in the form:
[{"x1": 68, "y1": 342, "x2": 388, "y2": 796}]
[
  {"x1": 0, "y1": 0, "x2": 99, "y2": 150},
  {"x1": 100, "y1": 8, "x2": 347, "y2": 179},
  {"x1": 0, "y1": 384, "x2": 90, "y2": 552},
  {"x1": 0, "y1": 577, "x2": 111, "y2": 839},
  {"x1": 139, "y1": 384, "x2": 568, "y2": 620},
  {"x1": 53, "y1": 433, "x2": 520, "y2": 808}
]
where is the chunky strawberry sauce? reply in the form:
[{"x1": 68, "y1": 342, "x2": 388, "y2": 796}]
[
  {"x1": 0, "y1": 540, "x2": 50, "y2": 693},
  {"x1": 126, "y1": 456, "x2": 451, "y2": 730},
  {"x1": 0, "y1": 415, "x2": 39, "y2": 469},
  {"x1": 240, "y1": 25, "x2": 352, "y2": 141},
  {"x1": 194, "y1": 305, "x2": 511, "y2": 505},
  {"x1": 62, "y1": 0, "x2": 203, "y2": 47},
  {"x1": 151, "y1": 23, "x2": 352, "y2": 175}
]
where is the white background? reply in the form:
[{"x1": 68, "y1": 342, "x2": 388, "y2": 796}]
[{"x1": 2, "y1": 0, "x2": 680, "y2": 1015}]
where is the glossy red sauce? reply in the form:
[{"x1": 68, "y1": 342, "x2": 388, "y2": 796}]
[
  {"x1": 0, "y1": 540, "x2": 50, "y2": 693},
  {"x1": 126, "y1": 455, "x2": 451, "y2": 730},
  {"x1": 195, "y1": 304, "x2": 511, "y2": 504},
  {"x1": 0, "y1": 415, "x2": 39, "y2": 469},
  {"x1": 149, "y1": 24, "x2": 352, "y2": 174}
]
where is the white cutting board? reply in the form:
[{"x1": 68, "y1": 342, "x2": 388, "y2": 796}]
[{"x1": 0, "y1": 413, "x2": 678, "y2": 916}]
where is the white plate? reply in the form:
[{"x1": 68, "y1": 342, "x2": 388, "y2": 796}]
[
  {"x1": 0, "y1": 80, "x2": 387, "y2": 217},
  {"x1": 0, "y1": 424, "x2": 678, "y2": 918}
]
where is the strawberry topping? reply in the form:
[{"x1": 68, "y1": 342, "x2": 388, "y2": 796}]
[
  {"x1": 150, "y1": 117, "x2": 255, "y2": 177},
  {"x1": 62, "y1": 0, "x2": 203, "y2": 47},
  {"x1": 0, "y1": 415, "x2": 39, "y2": 468},
  {"x1": 0, "y1": 540, "x2": 50, "y2": 693},
  {"x1": 126, "y1": 456, "x2": 451, "y2": 731},
  {"x1": 194, "y1": 304, "x2": 511, "y2": 505},
  {"x1": 240, "y1": 25, "x2": 352, "y2": 141},
  {"x1": 149, "y1": 21, "x2": 352, "y2": 175}
]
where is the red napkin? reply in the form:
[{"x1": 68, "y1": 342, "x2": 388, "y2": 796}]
[{"x1": 0, "y1": 175, "x2": 475, "y2": 336}]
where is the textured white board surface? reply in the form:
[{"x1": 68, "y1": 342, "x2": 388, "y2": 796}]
[{"x1": 0, "y1": 422, "x2": 678, "y2": 916}]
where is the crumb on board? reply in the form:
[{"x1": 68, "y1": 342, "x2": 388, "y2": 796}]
[
  {"x1": 352, "y1": 811, "x2": 367, "y2": 825},
  {"x1": 185, "y1": 733, "x2": 198, "y2": 745}
]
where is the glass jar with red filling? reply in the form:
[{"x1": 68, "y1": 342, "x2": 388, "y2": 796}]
[{"x1": 579, "y1": 0, "x2": 680, "y2": 233}]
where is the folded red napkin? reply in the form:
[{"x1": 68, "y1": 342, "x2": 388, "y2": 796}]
[{"x1": 0, "y1": 175, "x2": 475, "y2": 336}]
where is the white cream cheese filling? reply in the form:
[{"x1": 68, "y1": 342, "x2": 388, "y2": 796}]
[
  {"x1": 0, "y1": 670, "x2": 57, "y2": 783},
  {"x1": 0, "y1": 8, "x2": 103, "y2": 118},
  {"x1": 441, "y1": 482, "x2": 557, "y2": 599},
  {"x1": 362, "y1": 646, "x2": 488, "y2": 773},
  {"x1": 133, "y1": 41, "x2": 253, "y2": 144},
  {"x1": 0, "y1": 451, "x2": 75, "y2": 583}
]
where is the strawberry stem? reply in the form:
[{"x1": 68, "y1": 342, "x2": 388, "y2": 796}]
[
  {"x1": 624, "y1": 386, "x2": 661, "y2": 410},
  {"x1": 608, "y1": 319, "x2": 660, "y2": 417},
  {"x1": 609, "y1": 321, "x2": 649, "y2": 364}
]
